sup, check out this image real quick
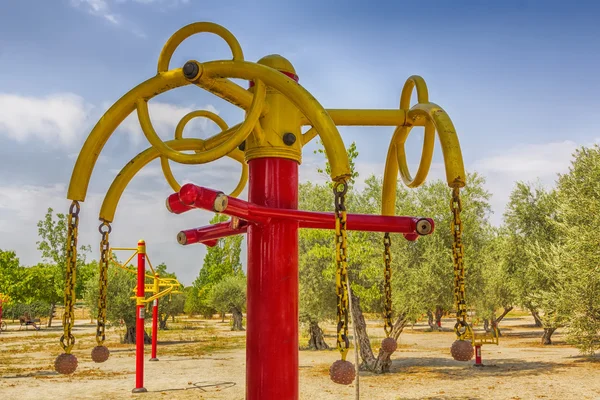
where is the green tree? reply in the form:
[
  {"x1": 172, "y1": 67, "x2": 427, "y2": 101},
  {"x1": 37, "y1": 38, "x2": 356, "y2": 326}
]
[
  {"x1": 0, "y1": 249, "x2": 27, "y2": 303},
  {"x1": 554, "y1": 145, "x2": 600, "y2": 354},
  {"x1": 502, "y1": 181, "x2": 562, "y2": 344},
  {"x1": 84, "y1": 265, "x2": 150, "y2": 344},
  {"x1": 153, "y1": 262, "x2": 186, "y2": 330},
  {"x1": 209, "y1": 274, "x2": 247, "y2": 331},
  {"x1": 36, "y1": 207, "x2": 91, "y2": 326},
  {"x1": 190, "y1": 213, "x2": 243, "y2": 318}
]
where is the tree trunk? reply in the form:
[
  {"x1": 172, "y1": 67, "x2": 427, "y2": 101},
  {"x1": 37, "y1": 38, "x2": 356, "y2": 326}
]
[
  {"x1": 541, "y1": 327, "x2": 556, "y2": 345},
  {"x1": 159, "y1": 313, "x2": 169, "y2": 330},
  {"x1": 307, "y1": 320, "x2": 329, "y2": 350},
  {"x1": 47, "y1": 303, "x2": 56, "y2": 328},
  {"x1": 231, "y1": 308, "x2": 244, "y2": 331},
  {"x1": 530, "y1": 309, "x2": 543, "y2": 327},
  {"x1": 427, "y1": 310, "x2": 435, "y2": 330},
  {"x1": 483, "y1": 319, "x2": 490, "y2": 332},
  {"x1": 493, "y1": 306, "x2": 513, "y2": 336},
  {"x1": 435, "y1": 306, "x2": 443, "y2": 328},
  {"x1": 122, "y1": 325, "x2": 152, "y2": 344},
  {"x1": 221, "y1": 312, "x2": 226, "y2": 323},
  {"x1": 350, "y1": 290, "x2": 408, "y2": 374}
]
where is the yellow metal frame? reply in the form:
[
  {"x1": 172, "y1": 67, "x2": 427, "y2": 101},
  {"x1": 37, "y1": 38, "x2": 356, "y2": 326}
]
[
  {"x1": 464, "y1": 323, "x2": 500, "y2": 347},
  {"x1": 109, "y1": 246, "x2": 183, "y2": 306}
]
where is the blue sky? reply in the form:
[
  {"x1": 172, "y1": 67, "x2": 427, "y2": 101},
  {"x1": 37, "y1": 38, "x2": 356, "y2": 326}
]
[{"x1": 1, "y1": 0, "x2": 599, "y2": 284}]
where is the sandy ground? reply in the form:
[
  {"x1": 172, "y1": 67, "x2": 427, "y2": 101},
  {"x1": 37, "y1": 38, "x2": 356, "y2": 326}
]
[{"x1": 0, "y1": 313, "x2": 599, "y2": 400}]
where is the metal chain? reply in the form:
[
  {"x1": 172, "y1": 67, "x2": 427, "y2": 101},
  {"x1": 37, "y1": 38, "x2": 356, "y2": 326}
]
[
  {"x1": 450, "y1": 187, "x2": 468, "y2": 339},
  {"x1": 96, "y1": 221, "x2": 112, "y2": 345},
  {"x1": 60, "y1": 201, "x2": 80, "y2": 354},
  {"x1": 383, "y1": 232, "x2": 393, "y2": 337},
  {"x1": 333, "y1": 181, "x2": 350, "y2": 360}
]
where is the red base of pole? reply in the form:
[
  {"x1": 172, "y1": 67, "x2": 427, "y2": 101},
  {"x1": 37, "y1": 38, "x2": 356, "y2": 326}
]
[{"x1": 474, "y1": 345, "x2": 483, "y2": 367}]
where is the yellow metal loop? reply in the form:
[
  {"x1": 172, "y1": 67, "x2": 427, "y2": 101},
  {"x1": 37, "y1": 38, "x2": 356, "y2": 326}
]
[
  {"x1": 157, "y1": 22, "x2": 244, "y2": 73},
  {"x1": 136, "y1": 79, "x2": 266, "y2": 165},
  {"x1": 400, "y1": 75, "x2": 429, "y2": 110},
  {"x1": 160, "y1": 109, "x2": 247, "y2": 196}
]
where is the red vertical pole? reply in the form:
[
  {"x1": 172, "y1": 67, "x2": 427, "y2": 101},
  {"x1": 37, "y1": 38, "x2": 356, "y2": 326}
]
[
  {"x1": 246, "y1": 158, "x2": 298, "y2": 400},
  {"x1": 474, "y1": 345, "x2": 483, "y2": 367},
  {"x1": 150, "y1": 297, "x2": 159, "y2": 361},
  {"x1": 132, "y1": 240, "x2": 147, "y2": 393}
]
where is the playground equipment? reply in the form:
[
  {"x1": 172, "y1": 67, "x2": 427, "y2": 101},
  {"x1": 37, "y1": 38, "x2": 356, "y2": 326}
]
[
  {"x1": 56, "y1": 21, "x2": 468, "y2": 399},
  {"x1": 0, "y1": 294, "x2": 9, "y2": 333},
  {"x1": 109, "y1": 240, "x2": 183, "y2": 392}
]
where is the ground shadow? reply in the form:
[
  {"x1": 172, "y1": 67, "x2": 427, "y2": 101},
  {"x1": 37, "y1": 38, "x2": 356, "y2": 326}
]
[
  {"x1": 379, "y1": 356, "x2": 572, "y2": 379},
  {"x1": 2, "y1": 370, "x2": 59, "y2": 379},
  {"x1": 149, "y1": 380, "x2": 236, "y2": 393}
]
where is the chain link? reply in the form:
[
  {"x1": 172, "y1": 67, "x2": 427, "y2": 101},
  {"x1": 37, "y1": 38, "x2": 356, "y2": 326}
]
[
  {"x1": 60, "y1": 201, "x2": 80, "y2": 354},
  {"x1": 450, "y1": 187, "x2": 468, "y2": 339},
  {"x1": 96, "y1": 221, "x2": 112, "y2": 345},
  {"x1": 383, "y1": 232, "x2": 393, "y2": 337},
  {"x1": 333, "y1": 181, "x2": 350, "y2": 360}
]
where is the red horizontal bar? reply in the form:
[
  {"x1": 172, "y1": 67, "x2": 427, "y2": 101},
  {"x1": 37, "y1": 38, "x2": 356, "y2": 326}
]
[{"x1": 170, "y1": 184, "x2": 435, "y2": 245}]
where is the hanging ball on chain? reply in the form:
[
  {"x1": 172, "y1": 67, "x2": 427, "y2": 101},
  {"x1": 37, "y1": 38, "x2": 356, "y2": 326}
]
[
  {"x1": 91, "y1": 345, "x2": 110, "y2": 363},
  {"x1": 381, "y1": 337, "x2": 398, "y2": 354},
  {"x1": 329, "y1": 359, "x2": 356, "y2": 385},
  {"x1": 451, "y1": 340, "x2": 474, "y2": 361},
  {"x1": 54, "y1": 353, "x2": 78, "y2": 375}
]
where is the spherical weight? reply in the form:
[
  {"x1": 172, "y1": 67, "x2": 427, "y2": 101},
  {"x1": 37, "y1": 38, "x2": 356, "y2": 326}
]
[
  {"x1": 329, "y1": 359, "x2": 356, "y2": 385},
  {"x1": 91, "y1": 345, "x2": 110, "y2": 363},
  {"x1": 450, "y1": 340, "x2": 474, "y2": 361},
  {"x1": 381, "y1": 337, "x2": 398, "y2": 354},
  {"x1": 54, "y1": 353, "x2": 78, "y2": 375}
]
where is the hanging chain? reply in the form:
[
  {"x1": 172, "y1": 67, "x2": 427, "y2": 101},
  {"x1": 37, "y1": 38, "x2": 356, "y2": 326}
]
[
  {"x1": 96, "y1": 220, "x2": 112, "y2": 346},
  {"x1": 334, "y1": 180, "x2": 350, "y2": 360},
  {"x1": 451, "y1": 187, "x2": 468, "y2": 339},
  {"x1": 60, "y1": 201, "x2": 80, "y2": 354},
  {"x1": 383, "y1": 232, "x2": 393, "y2": 337}
]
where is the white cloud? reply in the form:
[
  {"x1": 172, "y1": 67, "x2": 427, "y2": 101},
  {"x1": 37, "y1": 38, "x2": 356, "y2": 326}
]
[
  {"x1": 70, "y1": 0, "x2": 120, "y2": 24},
  {"x1": 0, "y1": 93, "x2": 93, "y2": 147}
]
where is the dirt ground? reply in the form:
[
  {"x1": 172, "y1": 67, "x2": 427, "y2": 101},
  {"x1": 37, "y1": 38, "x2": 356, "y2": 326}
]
[{"x1": 0, "y1": 313, "x2": 598, "y2": 400}]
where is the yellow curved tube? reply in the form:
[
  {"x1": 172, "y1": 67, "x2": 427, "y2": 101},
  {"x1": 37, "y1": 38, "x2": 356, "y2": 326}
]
[
  {"x1": 197, "y1": 60, "x2": 351, "y2": 181},
  {"x1": 394, "y1": 121, "x2": 436, "y2": 188},
  {"x1": 162, "y1": 109, "x2": 232, "y2": 192},
  {"x1": 157, "y1": 22, "x2": 244, "y2": 73},
  {"x1": 381, "y1": 141, "x2": 399, "y2": 216},
  {"x1": 136, "y1": 79, "x2": 266, "y2": 164},
  {"x1": 99, "y1": 138, "x2": 247, "y2": 223},
  {"x1": 400, "y1": 75, "x2": 429, "y2": 110},
  {"x1": 408, "y1": 102, "x2": 466, "y2": 188},
  {"x1": 67, "y1": 69, "x2": 190, "y2": 202}
]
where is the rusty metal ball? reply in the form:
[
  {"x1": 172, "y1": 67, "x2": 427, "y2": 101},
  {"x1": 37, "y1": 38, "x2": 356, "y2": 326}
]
[
  {"x1": 54, "y1": 353, "x2": 78, "y2": 375},
  {"x1": 451, "y1": 339, "x2": 474, "y2": 361},
  {"x1": 91, "y1": 345, "x2": 110, "y2": 363},
  {"x1": 329, "y1": 359, "x2": 356, "y2": 385},
  {"x1": 381, "y1": 337, "x2": 398, "y2": 354}
]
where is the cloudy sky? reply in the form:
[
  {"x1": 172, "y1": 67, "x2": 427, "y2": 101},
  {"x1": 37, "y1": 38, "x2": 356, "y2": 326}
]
[{"x1": 1, "y1": 0, "x2": 599, "y2": 285}]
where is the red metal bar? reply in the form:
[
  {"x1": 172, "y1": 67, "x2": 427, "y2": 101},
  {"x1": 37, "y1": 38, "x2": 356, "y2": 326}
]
[
  {"x1": 149, "y1": 298, "x2": 159, "y2": 361},
  {"x1": 177, "y1": 220, "x2": 249, "y2": 246},
  {"x1": 474, "y1": 345, "x2": 482, "y2": 367},
  {"x1": 132, "y1": 240, "x2": 147, "y2": 393},
  {"x1": 246, "y1": 158, "x2": 298, "y2": 400}
]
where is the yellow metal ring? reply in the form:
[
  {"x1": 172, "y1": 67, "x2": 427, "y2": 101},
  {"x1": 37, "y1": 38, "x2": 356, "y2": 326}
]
[
  {"x1": 160, "y1": 110, "x2": 247, "y2": 197},
  {"x1": 137, "y1": 79, "x2": 266, "y2": 165},
  {"x1": 157, "y1": 22, "x2": 244, "y2": 73},
  {"x1": 395, "y1": 76, "x2": 435, "y2": 188}
]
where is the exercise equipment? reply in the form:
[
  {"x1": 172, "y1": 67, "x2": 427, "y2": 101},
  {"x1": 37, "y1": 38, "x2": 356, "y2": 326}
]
[{"x1": 57, "y1": 22, "x2": 466, "y2": 399}]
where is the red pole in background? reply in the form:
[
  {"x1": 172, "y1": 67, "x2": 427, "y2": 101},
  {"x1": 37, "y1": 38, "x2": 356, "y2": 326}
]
[
  {"x1": 132, "y1": 240, "x2": 147, "y2": 393},
  {"x1": 474, "y1": 345, "x2": 483, "y2": 367},
  {"x1": 149, "y1": 273, "x2": 159, "y2": 362},
  {"x1": 246, "y1": 158, "x2": 298, "y2": 400}
]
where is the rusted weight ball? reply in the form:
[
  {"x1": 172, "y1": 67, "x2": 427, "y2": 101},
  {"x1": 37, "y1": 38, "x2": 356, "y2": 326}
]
[
  {"x1": 91, "y1": 345, "x2": 110, "y2": 363},
  {"x1": 329, "y1": 360, "x2": 356, "y2": 385},
  {"x1": 451, "y1": 339, "x2": 474, "y2": 361},
  {"x1": 381, "y1": 337, "x2": 398, "y2": 354},
  {"x1": 54, "y1": 353, "x2": 78, "y2": 375}
]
